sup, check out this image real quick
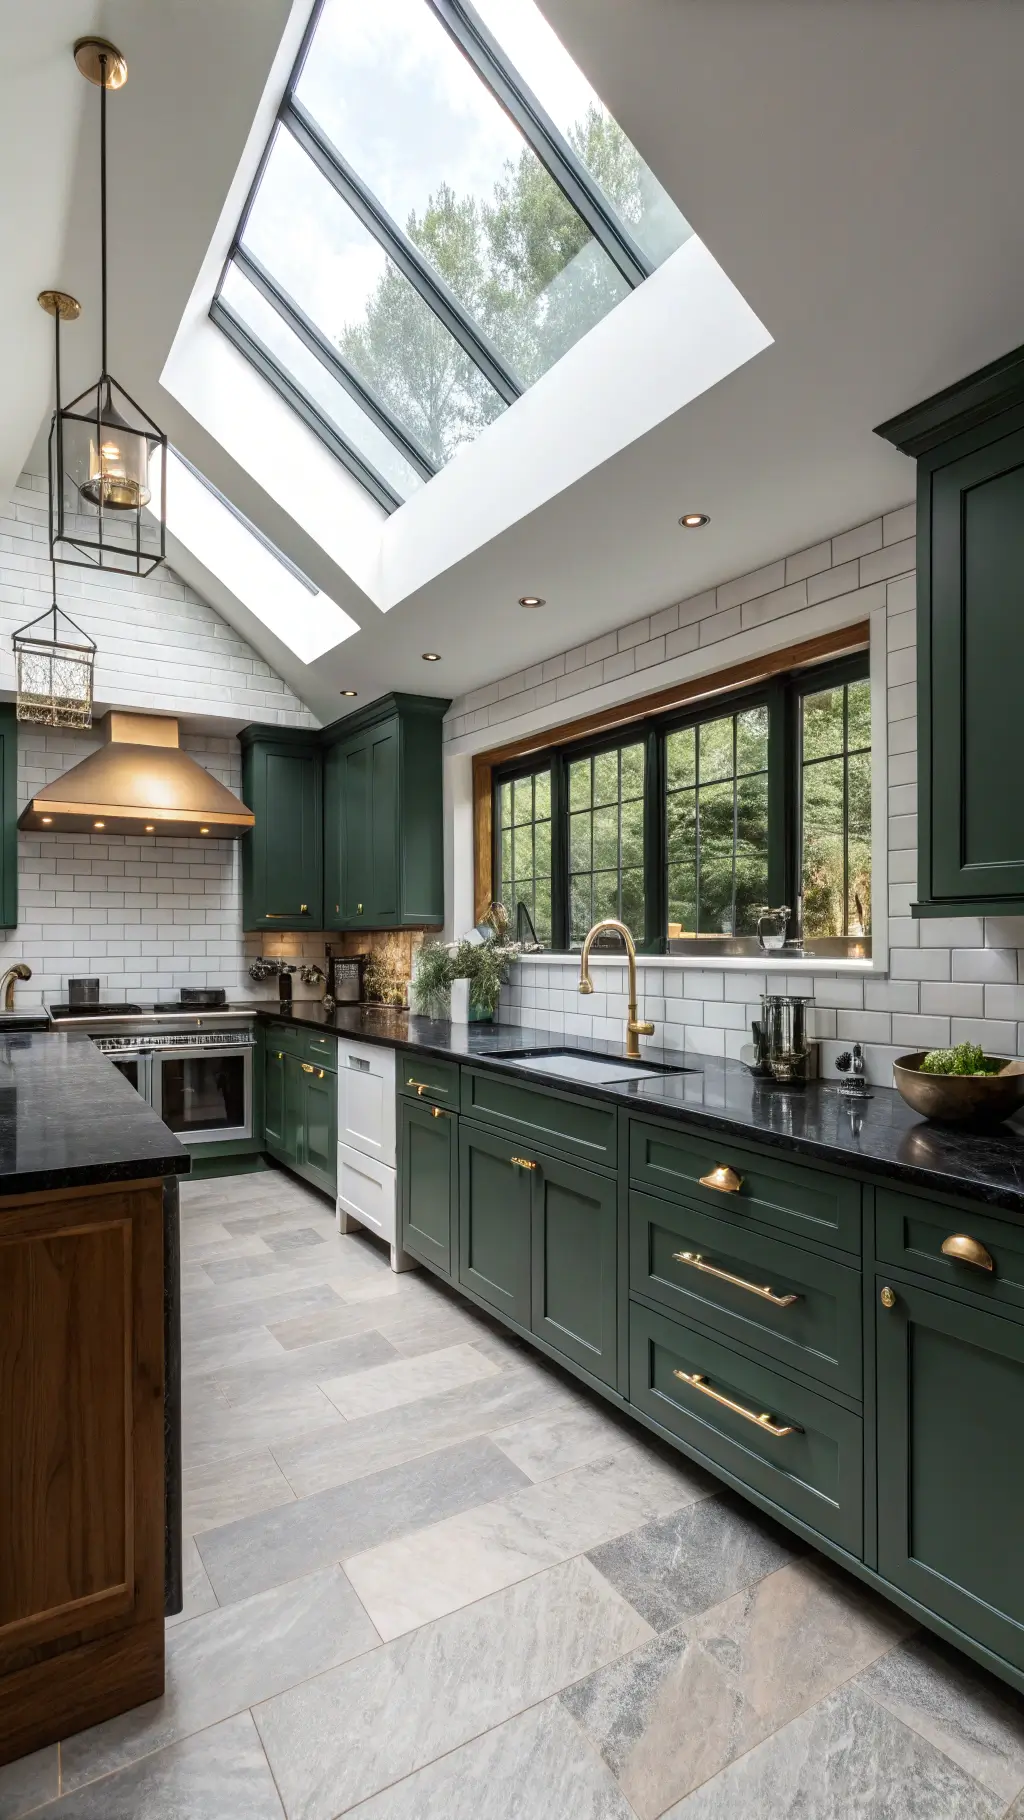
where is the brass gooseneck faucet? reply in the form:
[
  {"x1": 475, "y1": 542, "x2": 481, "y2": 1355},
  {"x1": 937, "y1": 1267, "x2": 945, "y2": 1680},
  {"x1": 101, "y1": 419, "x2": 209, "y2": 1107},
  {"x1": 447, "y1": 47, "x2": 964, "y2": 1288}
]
[
  {"x1": 0, "y1": 963, "x2": 31, "y2": 1012},
  {"x1": 578, "y1": 919, "x2": 654, "y2": 1060}
]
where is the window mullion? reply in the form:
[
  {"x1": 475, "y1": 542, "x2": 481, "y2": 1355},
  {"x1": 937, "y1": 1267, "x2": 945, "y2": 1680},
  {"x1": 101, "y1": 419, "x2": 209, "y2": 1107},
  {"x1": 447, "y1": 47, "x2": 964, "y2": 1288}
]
[
  {"x1": 643, "y1": 725, "x2": 665, "y2": 953},
  {"x1": 551, "y1": 751, "x2": 570, "y2": 952},
  {"x1": 282, "y1": 98, "x2": 521, "y2": 408},
  {"x1": 766, "y1": 679, "x2": 796, "y2": 915},
  {"x1": 426, "y1": 0, "x2": 651, "y2": 290}
]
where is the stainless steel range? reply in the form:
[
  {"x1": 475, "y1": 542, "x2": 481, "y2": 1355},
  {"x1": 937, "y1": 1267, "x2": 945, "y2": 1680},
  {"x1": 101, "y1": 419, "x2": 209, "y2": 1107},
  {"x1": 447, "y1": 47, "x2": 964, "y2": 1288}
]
[{"x1": 48, "y1": 998, "x2": 256, "y2": 1145}]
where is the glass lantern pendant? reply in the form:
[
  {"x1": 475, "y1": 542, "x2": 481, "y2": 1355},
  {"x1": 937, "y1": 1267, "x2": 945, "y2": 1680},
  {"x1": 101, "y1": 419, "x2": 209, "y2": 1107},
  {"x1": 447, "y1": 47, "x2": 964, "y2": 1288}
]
[{"x1": 48, "y1": 38, "x2": 166, "y2": 578}]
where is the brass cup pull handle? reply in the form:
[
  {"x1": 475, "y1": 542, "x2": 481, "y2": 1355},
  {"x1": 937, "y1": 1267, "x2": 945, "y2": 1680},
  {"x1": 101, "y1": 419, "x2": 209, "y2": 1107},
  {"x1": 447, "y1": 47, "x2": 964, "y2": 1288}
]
[
  {"x1": 300, "y1": 1062, "x2": 315, "y2": 1073},
  {"x1": 430, "y1": 1107, "x2": 449, "y2": 1119},
  {"x1": 408, "y1": 1080, "x2": 448, "y2": 1098},
  {"x1": 673, "y1": 1369, "x2": 801, "y2": 1438},
  {"x1": 672, "y1": 1251, "x2": 799, "y2": 1307},
  {"x1": 699, "y1": 1165, "x2": 743, "y2": 1194},
  {"x1": 511, "y1": 1156, "x2": 538, "y2": 1170},
  {"x1": 941, "y1": 1233, "x2": 994, "y2": 1272}
]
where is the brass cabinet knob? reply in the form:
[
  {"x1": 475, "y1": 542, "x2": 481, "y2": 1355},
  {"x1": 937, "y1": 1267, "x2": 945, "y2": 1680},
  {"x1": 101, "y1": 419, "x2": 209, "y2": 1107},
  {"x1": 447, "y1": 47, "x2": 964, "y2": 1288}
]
[
  {"x1": 300, "y1": 903, "x2": 308, "y2": 913},
  {"x1": 357, "y1": 903, "x2": 363, "y2": 914},
  {"x1": 941, "y1": 1233, "x2": 994, "y2": 1272},
  {"x1": 699, "y1": 1165, "x2": 743, "y2": 1194},
  {"x1": 880, "y1": 1285, "x2": 896, "y2": 1309}
]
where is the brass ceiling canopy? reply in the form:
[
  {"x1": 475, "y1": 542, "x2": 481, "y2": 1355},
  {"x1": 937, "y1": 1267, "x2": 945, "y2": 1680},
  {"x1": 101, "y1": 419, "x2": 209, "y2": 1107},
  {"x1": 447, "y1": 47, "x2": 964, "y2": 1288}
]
[
  {"x1": 18, "y1": 712, "x2": 255, "y2": 837},
  {"x1": 73, "y1": 38, "x2": 128, "y2": 89}
]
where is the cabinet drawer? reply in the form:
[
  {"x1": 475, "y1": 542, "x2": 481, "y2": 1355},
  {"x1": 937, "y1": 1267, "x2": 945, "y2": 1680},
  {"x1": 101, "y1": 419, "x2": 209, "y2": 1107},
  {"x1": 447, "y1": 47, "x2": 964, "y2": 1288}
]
[
  {"x1": 629, "y1": 1119, "x2": 860, "y2": 1255},
  {"x1": 304, "y1": 1030, "x2": 337, "y2": 1066},
  {"x1": 629, "y1": 1301, "x2": 863, "y2": 1556},
  {"x1": 338, "y1": 1039, "x2": 396, "y2": 1167},
  {"x1": 398, "y1": 1054, "x2": 459, "y2": 1107},
  {"x1": 876, "y1": 1187, "x2": 1024, "y2": 1318},
  {"x1": 630, "y1": 1191, "x2": 862, "y2": 1398},
  {"x1": 264, "y1": 1021, "x2": 307, "y2": 1061},
  {"x1": 337, "y1": 1142, "x2": 396, "y2": 1246},
  {"x1": 461, "y1": 1069, "x2": 617, "y2": 1170}
]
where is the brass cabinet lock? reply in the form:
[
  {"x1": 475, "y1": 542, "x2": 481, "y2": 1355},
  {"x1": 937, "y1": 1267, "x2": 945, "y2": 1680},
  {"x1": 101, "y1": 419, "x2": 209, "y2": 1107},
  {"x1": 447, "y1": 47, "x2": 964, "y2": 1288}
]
[{"x1": 880, "y1": 1285, "x2": 896, "y2": 1309}]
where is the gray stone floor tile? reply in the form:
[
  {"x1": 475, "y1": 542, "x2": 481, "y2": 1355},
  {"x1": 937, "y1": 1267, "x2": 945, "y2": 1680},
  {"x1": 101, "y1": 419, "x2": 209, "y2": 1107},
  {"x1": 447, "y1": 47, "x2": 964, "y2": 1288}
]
[
  {"x1": 660, "y1": 1683, "x2": 1002, "y2": 1819},
  {"x1": 857, "y1": 1631, "x2": 1024, "y2": 1804},
  {"x1": 165, "y1": 1536, "x2": 219, "y2": 1630},
  {"x1": 182, "y1": 1382, "x2": 344, "y2": 1472},
  {"x1": 254, "y1": 1555, "x2": 651, "y2": 1820},
  {"x1": 33, "y1": 1714, "x2": 284, "y2": 1818},
  {"x1": 345, "y1": 1699, "x2": 636, "y2": 1819},
  {"x1": 587, "y1": 1491, "x2": 798, "y2": 1629},
  {"x1": 492, "y1": 1404, "x2": 645, "y2": 1482},
  {"x1": 563, "y1": 1556, "x2": 910, "y2": 1820},
  {"x1": 213, "y1": 1329, "x2": 398, "y2": 1407},
  {"x1": 179, "y1": 1282, "x2": 341, "y2": 1345},
  {"x1": 197, "y1": 1435, "x2": 530, "y2": 1605},
  {"x1": 60, "y1": 1567, "x2": 378, "y2": 1793},
  {"x1": 181, "y1": 1444, "x2": 295, "y2": 1537},
  {"x1": 264, "y1": 1226, "x2": 327, "y2": 1251},
  {"x1": 272, "y1": 1364, "x2": 573, "y2": 1498},
  {"x1": 321, "y1": 1340, "x2": 500, "y2": 1419},
  {"x1": 0, "y1": 1744, "x2": 59, "y2": 1819}
]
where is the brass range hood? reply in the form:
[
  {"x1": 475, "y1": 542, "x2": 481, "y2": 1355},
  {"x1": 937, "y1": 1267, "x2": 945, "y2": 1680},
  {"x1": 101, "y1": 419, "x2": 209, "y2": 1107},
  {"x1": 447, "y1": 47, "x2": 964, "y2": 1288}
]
[{"x1": 18, "y1": 712, "x2": 255, "y2": 837}]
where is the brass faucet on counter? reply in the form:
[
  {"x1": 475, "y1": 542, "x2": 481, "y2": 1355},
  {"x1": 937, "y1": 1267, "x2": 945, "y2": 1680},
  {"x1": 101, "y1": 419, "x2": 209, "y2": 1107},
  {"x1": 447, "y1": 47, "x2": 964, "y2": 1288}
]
[
  {"x1": 0, "y1": 964, "x2": 31, "y2": 1011},
  {"x1": 577, "y1": 919, "x2": 654, "y2": 1060}
]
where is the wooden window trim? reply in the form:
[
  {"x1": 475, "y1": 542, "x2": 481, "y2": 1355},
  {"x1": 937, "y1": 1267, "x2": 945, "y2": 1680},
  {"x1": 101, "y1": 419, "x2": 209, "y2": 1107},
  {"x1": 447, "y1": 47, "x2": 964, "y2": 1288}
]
[{"x1": 474, "y1": 622, "x2": 868, "y2": 921}]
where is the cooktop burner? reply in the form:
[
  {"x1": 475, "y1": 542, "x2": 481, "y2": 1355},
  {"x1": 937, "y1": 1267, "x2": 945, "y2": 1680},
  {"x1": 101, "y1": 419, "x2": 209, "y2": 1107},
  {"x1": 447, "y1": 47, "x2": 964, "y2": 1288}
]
[{"x1": 49, "y1": 1003, "x2": 144, "y2": 1017}]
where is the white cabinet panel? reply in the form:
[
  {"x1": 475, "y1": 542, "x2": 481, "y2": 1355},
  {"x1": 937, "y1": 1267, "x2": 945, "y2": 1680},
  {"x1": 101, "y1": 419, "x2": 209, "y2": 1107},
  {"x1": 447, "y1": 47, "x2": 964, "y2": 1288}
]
[
  {"x1": 337, "y1": 1039, "x2": 396, "y2": 1166},
  {"x1": 336, "y1": 1140, "x2": 413, "y2": 1272}
]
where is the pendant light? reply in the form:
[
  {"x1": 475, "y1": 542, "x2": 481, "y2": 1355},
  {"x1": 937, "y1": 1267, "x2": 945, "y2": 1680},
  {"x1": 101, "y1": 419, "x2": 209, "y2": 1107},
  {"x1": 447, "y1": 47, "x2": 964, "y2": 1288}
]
[{"x1": 48, "y1": 37, "x2": 166, "y2": 578}]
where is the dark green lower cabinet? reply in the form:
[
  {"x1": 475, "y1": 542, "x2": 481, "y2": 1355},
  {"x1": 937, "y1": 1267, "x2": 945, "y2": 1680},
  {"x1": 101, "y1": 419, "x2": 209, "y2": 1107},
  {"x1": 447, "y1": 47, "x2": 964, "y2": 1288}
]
[
  {"x1": 400, "y1": 1100, "x2": 456, "y2": 1274},
  {"x1": 532, "y1": 1152, "x2": 617, "y2": 1387},
  {"x1": 458, "y1": 1122, "x2": 532, "y2": 1324},
  {"x1": 876, "y1": 1275, "x2": 1024, "y2": 1671},
  {"x1": 264, "y1": 1046, "x2": 335, "y2": 1196},
  {"x1": 300, "y1": 1064, "x2": 337, "y2": 1195},
  {"x1": 265, "y1": 1043, "x2": 286, "y2": 1153}
]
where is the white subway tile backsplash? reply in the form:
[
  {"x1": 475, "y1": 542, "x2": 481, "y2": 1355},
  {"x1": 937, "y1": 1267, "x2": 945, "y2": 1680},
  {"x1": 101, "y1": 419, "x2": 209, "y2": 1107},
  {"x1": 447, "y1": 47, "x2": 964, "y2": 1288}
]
[
  {"x1": 950, "y1": 1018, "x2": 1019, "y2": 1054},
  {"x1": 889, "y1": 948, "x2": 950, "y2": 981},
  {"x1": 891, "y1": 1013, "x2": 950, "y2": 1048},
  {"x1": 952, "y1": 948, "x2": 1018, "y2": 983},
  {"x1": 832, "y1": 519, "x2": 883, "y2": 564},
  {"x1": 919, "y1": 982, "x2": 984, "y2": 1018}
]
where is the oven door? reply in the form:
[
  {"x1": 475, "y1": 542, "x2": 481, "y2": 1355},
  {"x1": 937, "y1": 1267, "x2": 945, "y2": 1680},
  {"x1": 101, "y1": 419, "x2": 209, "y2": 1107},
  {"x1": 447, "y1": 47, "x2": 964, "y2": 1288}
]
[
  {"x1": 91, "y1": 1042, "x2": 155, "y2": 1104},
  {"x1": 152, "y1": 1044, "x2": 253, "y2": 1144}
]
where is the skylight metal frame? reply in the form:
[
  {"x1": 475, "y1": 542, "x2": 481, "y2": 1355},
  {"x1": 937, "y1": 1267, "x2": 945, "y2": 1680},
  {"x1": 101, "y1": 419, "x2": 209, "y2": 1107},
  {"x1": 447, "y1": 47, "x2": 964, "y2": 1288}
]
[{"x1": 212, "y1": 0, "x2": 667, "y2": 508}]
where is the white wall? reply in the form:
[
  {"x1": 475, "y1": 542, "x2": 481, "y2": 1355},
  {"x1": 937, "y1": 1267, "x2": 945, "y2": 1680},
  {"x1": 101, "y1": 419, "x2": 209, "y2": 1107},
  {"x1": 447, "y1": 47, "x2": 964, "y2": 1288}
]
[
  {"x1": 445, "y1": 507, "x2": 1024, "y2": 1083},
  {"x1": 0, "y1": 474, "x2": 317, "y2": 1005}
]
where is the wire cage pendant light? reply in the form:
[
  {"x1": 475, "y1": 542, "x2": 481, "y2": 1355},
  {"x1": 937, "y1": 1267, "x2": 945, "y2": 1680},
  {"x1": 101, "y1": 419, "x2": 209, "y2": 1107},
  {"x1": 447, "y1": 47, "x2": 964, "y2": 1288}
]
[
  {"x1": 48, "y1": 38, "x2": 166, "y2": 578},
  {"x1": 13, "y1": 561, "x2": 97, "y2": 731}
]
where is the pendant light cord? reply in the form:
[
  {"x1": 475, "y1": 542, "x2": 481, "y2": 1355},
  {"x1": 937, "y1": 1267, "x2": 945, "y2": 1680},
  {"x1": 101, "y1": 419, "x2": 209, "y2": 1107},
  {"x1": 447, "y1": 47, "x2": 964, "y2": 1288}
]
[{"x1": 99, "y1": 52, "x2": 108, "y2": 376}]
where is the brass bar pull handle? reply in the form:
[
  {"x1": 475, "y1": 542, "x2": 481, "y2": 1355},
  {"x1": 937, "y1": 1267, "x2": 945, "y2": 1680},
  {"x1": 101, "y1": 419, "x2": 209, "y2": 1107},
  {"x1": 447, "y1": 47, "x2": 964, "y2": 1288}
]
[
  {"x1": 672, "y1": 1251, "x2": 799, "y2": 1307},
  {"x1": 941, "y1": 1233, "x2": 994, "y2": 1272},
  {"x1": 511, "y1": 1156, "x2": 538, "y2": 1170},
  {"x1": 407, "y1": 1080, "x2": 449, "y2": 1097},
  {"x1": 673, "y1": 1369, "x2": 801, "y2": 1438},
  {"x1": 699, "y1": 1165, "x2": 743, "y2": 1194},
  {"x1": 301, "y1": 1062, "x2": 315, "y2": 1073}
]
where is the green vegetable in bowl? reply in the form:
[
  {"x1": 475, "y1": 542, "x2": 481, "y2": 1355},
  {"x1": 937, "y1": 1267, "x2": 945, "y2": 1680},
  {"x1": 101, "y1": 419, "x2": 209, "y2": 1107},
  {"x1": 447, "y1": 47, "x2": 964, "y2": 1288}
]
[{"x1": 919, "y1": 1042, "x2": 1004, "y2": 1077}]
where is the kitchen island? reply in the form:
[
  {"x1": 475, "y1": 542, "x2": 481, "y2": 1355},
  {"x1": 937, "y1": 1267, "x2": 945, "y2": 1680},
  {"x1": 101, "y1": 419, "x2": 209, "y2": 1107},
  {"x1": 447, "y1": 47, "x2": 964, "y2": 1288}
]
[
  {"x1": 0, "y1": 1033, "x2": 189, "y2": 1766},
  {"x1": 253, "y1": 1002, "x2": 1024, "y2": 1695}
]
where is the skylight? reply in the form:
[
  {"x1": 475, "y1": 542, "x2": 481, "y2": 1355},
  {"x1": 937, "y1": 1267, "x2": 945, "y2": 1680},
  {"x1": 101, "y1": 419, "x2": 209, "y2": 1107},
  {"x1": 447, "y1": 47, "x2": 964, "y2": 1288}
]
[{"x1": 212, "y1": 0, "x2": 692, "y2": 511}]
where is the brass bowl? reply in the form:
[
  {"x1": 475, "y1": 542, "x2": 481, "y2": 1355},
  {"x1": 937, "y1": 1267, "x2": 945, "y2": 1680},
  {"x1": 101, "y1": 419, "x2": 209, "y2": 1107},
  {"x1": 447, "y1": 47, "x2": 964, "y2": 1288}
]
[{"x1": 892, "y1": 1053, "x2": 1024, "y2": 1126}]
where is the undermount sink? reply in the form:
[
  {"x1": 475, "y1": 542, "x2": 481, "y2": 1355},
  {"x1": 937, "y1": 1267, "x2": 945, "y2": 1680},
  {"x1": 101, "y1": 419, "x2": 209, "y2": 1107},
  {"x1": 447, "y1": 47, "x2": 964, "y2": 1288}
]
[{"x1": 496, "y1": 1048, "x2": 698, "y2": 1086}]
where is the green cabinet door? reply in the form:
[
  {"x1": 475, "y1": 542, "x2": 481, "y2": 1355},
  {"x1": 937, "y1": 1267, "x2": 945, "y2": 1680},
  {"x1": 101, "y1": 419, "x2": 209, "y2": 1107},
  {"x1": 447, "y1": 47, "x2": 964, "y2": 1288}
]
[
  {"x1": 321, "y1": 694, "x2": 447, "y2": 929},
  {"x1": 458, "y1": 1122, "x2": 532, "y2": 1324},
  {"x1": 877, "y1": 1275, "x2": 1024, "y2": 1669},
  {"x1": 239, "y1": 730, "x2": 323, "y2": 930},
  {"x1": 337, "y1": 722, "x2": 398, "y2": 925},
  {"x1": 400, "y1": 1098, "x2": 456, "y2": 1274},
  {"x1": 0, "y1": 706, "x2": 17, "y2": 928},
  {"x1": 301, "y1": 1064, "x2": 337, "y2": 1195},
  {"x1": 264, "y1": 1040, "x2": 287, "y2": 1156},
  {"x1": 532, "y1": 1152, "x2": 617, "y2": 1386},
  {"x1": 284, "y1": 1053, "x2": 305, "y2": 1171}
]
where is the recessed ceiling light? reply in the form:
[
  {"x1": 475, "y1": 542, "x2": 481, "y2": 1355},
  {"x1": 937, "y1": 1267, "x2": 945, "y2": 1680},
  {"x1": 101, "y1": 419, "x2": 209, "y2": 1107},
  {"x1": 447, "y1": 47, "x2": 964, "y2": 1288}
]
[
  {"x1": 679, "y1": 512, "x2": 710, "y2": 528},
  {"x1": 339, "y1": 689, "x2": 358, "y2": 697},
  {"x1": 518, "y1": 595, "x2": 545, "y2": 608},
  {"x1": 422, "y1": 652, "x2": 441, "y2": 662}
]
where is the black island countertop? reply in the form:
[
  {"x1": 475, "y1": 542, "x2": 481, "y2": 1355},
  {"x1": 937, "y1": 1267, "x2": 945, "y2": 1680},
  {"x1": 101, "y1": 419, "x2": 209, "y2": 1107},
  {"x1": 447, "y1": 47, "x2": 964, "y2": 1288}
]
[
  {"x1": 252, "y1": 1001, "x2": 1024, "y2": 1216},
  {"x1": 0, "y1": 1031, "x2": 190, "y2": 1195}
]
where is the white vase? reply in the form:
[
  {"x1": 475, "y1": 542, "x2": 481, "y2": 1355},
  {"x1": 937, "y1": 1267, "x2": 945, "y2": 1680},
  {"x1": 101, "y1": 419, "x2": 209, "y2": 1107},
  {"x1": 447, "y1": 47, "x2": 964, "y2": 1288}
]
[{"x1": 450, "y1": 977, "x2": 471, "y2": 1023}]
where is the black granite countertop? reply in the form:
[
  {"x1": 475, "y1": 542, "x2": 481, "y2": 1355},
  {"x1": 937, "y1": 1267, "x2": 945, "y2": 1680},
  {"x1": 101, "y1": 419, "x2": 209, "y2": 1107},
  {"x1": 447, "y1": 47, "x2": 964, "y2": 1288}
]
[
  {"x1": 0, "y1": 1032, "x2": 190, "y2": 1195},
  {"x1": 253, "y1": 1001, "x2": 1024, "y2": 1214}
]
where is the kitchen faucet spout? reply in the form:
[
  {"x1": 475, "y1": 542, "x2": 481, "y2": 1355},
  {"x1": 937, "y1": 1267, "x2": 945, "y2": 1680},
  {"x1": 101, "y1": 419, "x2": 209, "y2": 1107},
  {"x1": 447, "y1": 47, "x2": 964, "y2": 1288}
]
[{"x1": 578, "y1": 920, "x2": 654, "y2": 1060}]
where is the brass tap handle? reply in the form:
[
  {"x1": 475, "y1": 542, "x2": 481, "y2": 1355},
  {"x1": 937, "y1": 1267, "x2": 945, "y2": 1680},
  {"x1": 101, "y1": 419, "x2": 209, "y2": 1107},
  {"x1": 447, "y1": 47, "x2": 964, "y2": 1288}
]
[
  {"x1": 941, "y1": 1233, "x2": 994, "y2": 1272},
  {"x1": 672, "y1": 1251, "x2": 799, "y2": 1307},
  {"x1": 511, "y1": 1156, "x2": 538, "y2": 1170},
  {"x1": 673, "y1": 1369, "x2": 801, "y2": 1437},
  {"x1": 629, "y1": 1020, "x2": 655, "y2": 1037},
  {"x1": 699, "y1": 1165, "x2": 743, "y2": 1194}
]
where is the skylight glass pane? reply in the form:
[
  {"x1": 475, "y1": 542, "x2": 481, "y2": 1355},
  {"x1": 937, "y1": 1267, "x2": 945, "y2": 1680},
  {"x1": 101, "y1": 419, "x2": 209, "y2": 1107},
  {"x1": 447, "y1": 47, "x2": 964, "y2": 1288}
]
[
  {"x1": 294, "y1": 0, "x2": 631, "y2": 387},
  {"x1": 471, "y1": 0, "x2": 692, "y2": 267},
  {"x1": 241, "y1": 128, "x2": 505, "y2": 466},
  {"x1": 219, "y1": 262, "x2": 426, "y2": 500}
]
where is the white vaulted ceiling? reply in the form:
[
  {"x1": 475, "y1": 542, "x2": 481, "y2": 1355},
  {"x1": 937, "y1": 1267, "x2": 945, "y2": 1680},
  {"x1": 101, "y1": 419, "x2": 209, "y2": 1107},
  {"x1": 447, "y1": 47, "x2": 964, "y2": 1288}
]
[{"x1": 5, "y1": 0, "x2": 1024, "y2": 724}]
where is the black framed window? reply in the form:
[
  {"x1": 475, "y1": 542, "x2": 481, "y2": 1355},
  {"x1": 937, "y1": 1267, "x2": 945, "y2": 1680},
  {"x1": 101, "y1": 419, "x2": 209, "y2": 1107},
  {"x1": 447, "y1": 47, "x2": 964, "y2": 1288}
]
[
  {"x1": 211, "y1": 0, "x2": 692, "y2": 510},
  {"x1": 799, "y1": 669, "x2": 872, "y2": 938},
  {"x1": 492, "y1": 653, "x2": 871, "y2": 955}
]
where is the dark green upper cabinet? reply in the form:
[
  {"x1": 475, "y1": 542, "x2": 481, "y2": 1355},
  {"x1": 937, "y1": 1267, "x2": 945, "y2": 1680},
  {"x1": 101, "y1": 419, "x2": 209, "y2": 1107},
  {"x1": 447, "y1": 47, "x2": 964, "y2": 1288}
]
[
  {"x1": 0, "y1": 707, "x2": 17, "y2": 929},
  {"x1": 239, "y1": 728, "x2": 323, "y2": 931},
  {"x1": 322, "y1": 693, "x2": 448, "y2": 930},
  {"x1": 877, "y1": 344, "x2": 1024, "y2": 913}
]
